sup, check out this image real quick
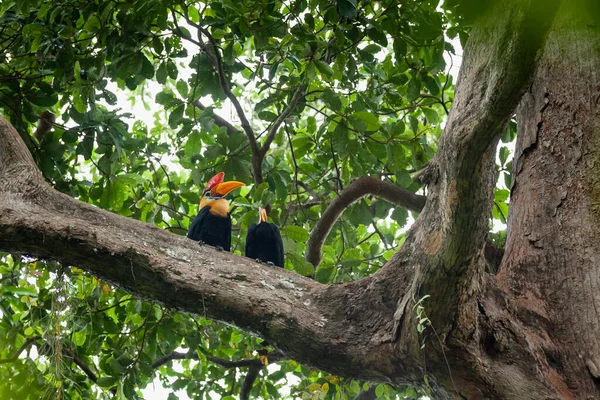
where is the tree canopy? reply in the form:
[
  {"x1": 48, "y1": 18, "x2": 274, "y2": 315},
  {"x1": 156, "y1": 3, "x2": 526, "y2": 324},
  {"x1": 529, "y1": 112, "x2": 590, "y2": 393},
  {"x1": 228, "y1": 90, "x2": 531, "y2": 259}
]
[{"x1": 0, "y1": 0, "x2": 524, "y2": 398}]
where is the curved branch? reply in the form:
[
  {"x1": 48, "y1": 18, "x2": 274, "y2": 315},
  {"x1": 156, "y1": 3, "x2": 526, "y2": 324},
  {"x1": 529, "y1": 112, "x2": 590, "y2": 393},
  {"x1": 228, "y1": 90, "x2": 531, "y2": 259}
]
[{"x1": 306, "y1": 177, "x2": 426, "y2": 267}]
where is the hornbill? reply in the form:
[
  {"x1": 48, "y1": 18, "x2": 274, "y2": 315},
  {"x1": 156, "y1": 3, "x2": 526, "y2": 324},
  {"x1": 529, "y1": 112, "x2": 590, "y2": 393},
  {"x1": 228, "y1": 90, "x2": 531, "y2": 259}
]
[
  {"x1": 245, "y1": 207, "x2": 284, "y2": 267},
  {"x1": 187, "y1": 172, "x2": 245, "y2": 251}
]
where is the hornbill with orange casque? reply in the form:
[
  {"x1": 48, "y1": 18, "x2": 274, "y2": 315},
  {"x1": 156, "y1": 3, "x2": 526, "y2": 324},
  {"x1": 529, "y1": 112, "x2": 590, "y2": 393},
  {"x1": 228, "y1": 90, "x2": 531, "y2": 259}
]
[{"x1": 187, "y1": 172, "x2": 245, "y2": 251}]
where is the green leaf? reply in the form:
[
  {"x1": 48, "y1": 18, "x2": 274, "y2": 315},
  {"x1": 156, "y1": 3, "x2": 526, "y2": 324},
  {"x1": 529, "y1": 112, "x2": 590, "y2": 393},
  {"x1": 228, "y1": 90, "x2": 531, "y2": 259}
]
[
  {"x1": 499, "y1": 146, "x2": 509, "y2": 165},
  {"x1": 423, "y1": 74, "x2": 440, "y2": 96},
  {"x1": 96, "y1": 377, "x2": 118, "y2": 388},
  {"x1": 315, "y1": 264, "x2": 335, "y2": 283},
  {"x1": 288, "y1": 253, "x2": 314, "y2": 276},
  {"x1": 337, "y1": 0, "x2": 357, "y2": 19},
  {"x1": 322, "y1": 89, "x2": 342, "y2": 112},
  {"x1": 83, "y1": 15, "x2": 101, "y2": 33},
  {"x1": 168, "y1": 104, "x2": 185, "y2": 128},
  {"x1": 350, "y1": 112, "x2": 380, "y2": 131},
  {"x1": 72, "y1": 86, "x2": 87, "y2": 113},
  {"x1": 2, "y1": 285, "x2": 37, "y2": 296},
  {"x1": 156, "y1": 63, "x2": 168, "y2": 84},
  {"x1": 176, "y1": 79, "x2": 188, "y2": 98},
  {"x1": 393, "y1": 38, "x2": 408, "y2": 62},
  {"x1": 407, "y1": 75, "x2": 421, "y2": 103},
  {"x1": 391, "y1": 207, "x2": 408, "y2": 226},
  {"x1": 282, "y1": 225, "x2": 309, "y2": 243},
  {"x1": 367, "y1": 27, "x2": 388, "y2": 47},
  {"x1": 0, "y1": 1, "x2": 16, "y2": 18},
  {"x1": 314, "y1": 60, "x2": 334, "y2": 79},
  {"x1": 422, "y1": 108, "x2": 439, "y2": 125}
]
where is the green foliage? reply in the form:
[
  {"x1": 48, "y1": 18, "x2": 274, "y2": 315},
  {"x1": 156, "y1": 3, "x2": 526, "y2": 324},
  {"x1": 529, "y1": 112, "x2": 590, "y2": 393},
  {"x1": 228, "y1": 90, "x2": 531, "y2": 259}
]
[{"x1": 0, "y1": 0, "x2": 508, "y2": 398}]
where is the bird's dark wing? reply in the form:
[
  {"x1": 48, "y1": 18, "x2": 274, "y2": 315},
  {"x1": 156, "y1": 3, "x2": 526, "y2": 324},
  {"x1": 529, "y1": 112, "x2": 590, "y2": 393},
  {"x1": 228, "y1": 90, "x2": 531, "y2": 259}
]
[
  {"x1": 224, "y1": 216, "x2": 232, "y2": 252},
  {"x1": 187, "y1": 206, "x2": 211, "y2": 241},
  {"x1": 271, "y1": 223, "x2": 285, "y2": 267},
  {"x1": 188, "y1": 206, "x2": 232, "y2": 251},
  {"x1": 245, "y1": 223, "x2": 258, "y2": 259}
]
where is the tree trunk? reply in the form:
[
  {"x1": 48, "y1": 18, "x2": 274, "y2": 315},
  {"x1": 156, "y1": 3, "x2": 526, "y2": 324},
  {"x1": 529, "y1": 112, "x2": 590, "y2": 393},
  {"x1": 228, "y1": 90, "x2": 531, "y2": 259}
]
[
  {"x1": 2, "y1": 0, "x2": 600, "y2": 398},
  {"x1": 495, "y1": 2, "x2": 600, "y2": 398}
]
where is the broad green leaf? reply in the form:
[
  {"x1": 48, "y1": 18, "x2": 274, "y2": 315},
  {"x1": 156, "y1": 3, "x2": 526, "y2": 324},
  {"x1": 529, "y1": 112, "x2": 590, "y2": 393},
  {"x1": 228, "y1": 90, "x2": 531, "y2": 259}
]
[
  {"x1": 288, "y1": 253, "x2": 314, "y2": 276},
  {"x1": 422, "y1": 107, "x2": 439, "y2": 125},
  {"x1": 350, "y1": 112, "x2": 380, "y2": 131},
  {"x1": 315, "y1": 264, "x2": 335, "y2": 283},
  {"x1": 283, "y1": 225, "x2": 309, "y2": 243},
  {"x1": 314, "y1": 60, "x2": 334, "y2": 79}
]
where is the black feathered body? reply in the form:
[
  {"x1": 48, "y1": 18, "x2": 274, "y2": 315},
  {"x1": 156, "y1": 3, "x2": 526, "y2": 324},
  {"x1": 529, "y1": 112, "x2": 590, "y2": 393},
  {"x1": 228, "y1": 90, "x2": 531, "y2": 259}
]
[
  {"x1": 187, "y1": 206, "x2": 232, "y2": 251},
  {"x1": 245, "y1": 222, "x2": 284, "y2": 267}
]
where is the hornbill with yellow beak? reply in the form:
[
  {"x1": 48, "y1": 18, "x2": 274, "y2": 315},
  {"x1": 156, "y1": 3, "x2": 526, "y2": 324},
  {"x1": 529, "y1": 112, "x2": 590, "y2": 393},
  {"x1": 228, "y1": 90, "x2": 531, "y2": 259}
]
[
  {"x1": 245, "y1": 207, "x2": 284, "y2": 267},
  {"x1": 187, "y1": 172, "x2": 245, "y2": 251}
]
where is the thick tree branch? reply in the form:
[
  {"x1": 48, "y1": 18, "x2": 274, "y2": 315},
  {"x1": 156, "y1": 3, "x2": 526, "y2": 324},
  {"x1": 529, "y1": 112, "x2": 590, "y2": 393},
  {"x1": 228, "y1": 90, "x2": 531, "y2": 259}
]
[
  {"x1": 413, "y1": 0, "x2": 560, "y2": 325},
  {"x1": 306, "y1": 176, "x2": 426, "y2": 267},
  {"x1": 0, "y1": 116, "x2": 409, "y2": 383},
  {"x1": 191, "y1": 100, "x2": 239, "y2": 135}
]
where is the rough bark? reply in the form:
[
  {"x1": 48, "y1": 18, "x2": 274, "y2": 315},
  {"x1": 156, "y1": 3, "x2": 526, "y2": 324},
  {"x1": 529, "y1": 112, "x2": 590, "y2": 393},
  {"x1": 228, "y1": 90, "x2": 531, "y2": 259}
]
[
  {"x1": 4, "y1": 0, "x2": 600, "y2": 398},
  {"x1": 492, "y1": 2, "x2": 600, "y2": 398}
]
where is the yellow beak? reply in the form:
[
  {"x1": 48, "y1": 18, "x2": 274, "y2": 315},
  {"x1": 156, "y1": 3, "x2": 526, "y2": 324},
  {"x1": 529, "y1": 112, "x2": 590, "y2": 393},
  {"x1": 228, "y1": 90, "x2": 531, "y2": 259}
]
[
  {"x1": 259, "y1": 207, "x2": 268, "y2": 223},
  {"x1": 210, "y1": 181, "x2": 245, "y2": 197}
]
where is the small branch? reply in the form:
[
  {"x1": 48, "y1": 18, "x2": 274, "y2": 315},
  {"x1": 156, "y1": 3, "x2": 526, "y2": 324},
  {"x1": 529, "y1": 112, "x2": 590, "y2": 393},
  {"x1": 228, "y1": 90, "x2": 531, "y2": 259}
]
[
  {"x1": 171, "y1": 10, "x2": 261, "y2": 183},
  {"x1": 152, "y1": 350, "x2": 187, "y2": 369},
  {"x1": 259, "y1": 83, "x2": 306, "y2": 157},
  {"x1": 207, "y1": 355, "x2": 263, "y2": 368},
  {"x1": 306, "y1": 177, "x2": 426, "y2": 267},
  {"x1": 240, "y1": 364, "x2": 262, "y2": 400},
  {"x1": 329, "y1": 132, "x2": 343, "y2": 191},
  {"x1": 63, "y1": 348, "x2": 100, "y2": 385},
  {"x1": 151, "y1": 349, "x2": 284, "y2": 370},
  {"x1": 191, "y1": 100, "x2": 239, "y2": 135},
  {"x1": 196, "y1": 26, "x2": 259, "y2": 155},
  {"x1": 0, "y1": 335, "x2": 41, "y2": 364},
  {"x1": 206, "y1": 350, "x2": 284, "y2": 368},
  {"x1": 287, "y1": 200, "x2": 322, "y2": 212},
  {"x1": 293, "y1": 180, "x2": 321, "y2": 200}
]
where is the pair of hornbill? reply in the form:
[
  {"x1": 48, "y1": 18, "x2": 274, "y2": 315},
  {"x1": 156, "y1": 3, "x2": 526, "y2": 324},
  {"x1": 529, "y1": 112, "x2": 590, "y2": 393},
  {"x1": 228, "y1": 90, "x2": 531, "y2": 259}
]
[{"x1": 187, "y1": 172, "x2": 284, "y2": 267}]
